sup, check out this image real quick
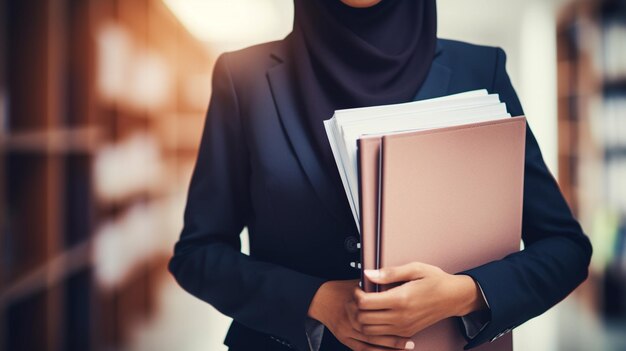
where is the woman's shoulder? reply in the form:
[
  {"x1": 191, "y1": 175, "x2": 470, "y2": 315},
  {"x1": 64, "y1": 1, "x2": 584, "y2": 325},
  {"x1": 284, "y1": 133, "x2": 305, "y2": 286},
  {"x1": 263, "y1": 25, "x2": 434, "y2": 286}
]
[
  {"x1": 437, "y1": 38, "x2": 505, "y2": 69},
  {"x1": 221, "y1": 37, "x2": 503, "y2": 71},
  {"x1": 216, "y1": 37, "x2": 508, "y2": 95},
  {"x1": 436, "y1": 38, "x2": 508, "y2": 92},
  {"x1": 217, "y1": 39, "x2": 287, "y2": 82},
  {"x1": 437, "y1": 38, "x2": 500, "y2": 56}
]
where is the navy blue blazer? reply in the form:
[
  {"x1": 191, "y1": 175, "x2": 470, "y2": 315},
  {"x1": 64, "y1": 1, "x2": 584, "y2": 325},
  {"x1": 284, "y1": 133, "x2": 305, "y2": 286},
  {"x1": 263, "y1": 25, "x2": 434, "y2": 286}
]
[{"x1": 169, "y1": 37, "x2": 592, "y2": 351}]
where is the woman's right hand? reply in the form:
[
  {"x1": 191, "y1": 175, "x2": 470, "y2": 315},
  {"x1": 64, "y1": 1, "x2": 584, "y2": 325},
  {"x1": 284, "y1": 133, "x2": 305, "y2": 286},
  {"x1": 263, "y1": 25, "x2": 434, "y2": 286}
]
[{"x1": 308, "y1": 280, "x2": 415, "y2": 350}]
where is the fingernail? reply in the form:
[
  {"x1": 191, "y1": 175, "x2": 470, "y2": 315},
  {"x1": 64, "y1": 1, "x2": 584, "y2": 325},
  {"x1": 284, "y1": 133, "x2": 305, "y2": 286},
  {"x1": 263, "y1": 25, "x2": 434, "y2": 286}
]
[
  {"x1": 405, "y1": 341, "x2": 415, "y2": 350},
  {"x1": 363, "y1": 269, "x2": 380, "y2": 278}
]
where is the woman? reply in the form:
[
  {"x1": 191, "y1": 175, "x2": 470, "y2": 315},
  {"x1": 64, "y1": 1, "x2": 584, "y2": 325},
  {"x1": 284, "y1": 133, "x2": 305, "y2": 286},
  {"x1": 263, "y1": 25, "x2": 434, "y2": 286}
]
[{"x1": 169, "y1": 0, "x2": 592, "y2": 350}]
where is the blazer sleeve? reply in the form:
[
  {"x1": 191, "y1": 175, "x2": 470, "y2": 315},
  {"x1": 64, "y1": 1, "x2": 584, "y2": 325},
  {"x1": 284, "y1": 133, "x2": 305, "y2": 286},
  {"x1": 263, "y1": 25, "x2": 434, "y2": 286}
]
[
  {"x1": 168, "y1": 53, "x2": 326, "y2": 351},
  {"x1": 460, "y1": 48, "x2": 593, "y2": 349}
]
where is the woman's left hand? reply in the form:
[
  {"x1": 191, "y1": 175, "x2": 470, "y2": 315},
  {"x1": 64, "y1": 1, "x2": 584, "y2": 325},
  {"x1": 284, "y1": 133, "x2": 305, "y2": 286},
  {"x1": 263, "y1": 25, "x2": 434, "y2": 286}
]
[{"x1": 351, "y1": 262, "x2": 487, "y2": 338}]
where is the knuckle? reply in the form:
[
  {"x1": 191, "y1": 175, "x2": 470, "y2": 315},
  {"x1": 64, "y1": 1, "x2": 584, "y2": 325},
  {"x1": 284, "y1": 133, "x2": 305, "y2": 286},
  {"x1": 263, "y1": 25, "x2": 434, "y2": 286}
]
[
  {"x1": 356, "y1": 313, "x2": 364, "y2": 324},
  {"x1": 398, "y1": 309, "x2": 409, "y2": 321},
  {"x1": 373, "y1": 336, "x2": 389, "y2": 348},
  {"x1": 363, "y1": 335, "x2": 373, "y2": 344},
  {"x1": 389, "y1": 339, "x2": 401, "y2": 348},
  {"x1": 353, "y1": 319, "x2": 363, "y2": 329},
  {"x1": 398, "y1": 291, "x2": 410, "y2": 305},
  {"x1": 356, "y1": 296, "x2": 366, "y2": 309},
  {"x1": 403, "y1": 306, "x2": 416, "y2": 318},
  {"x1": 361, "y1": 325, "x2": 372, "y2": 335},
  {"x1": 399, "y1": 327, "x2": 413, "y2": 338}
]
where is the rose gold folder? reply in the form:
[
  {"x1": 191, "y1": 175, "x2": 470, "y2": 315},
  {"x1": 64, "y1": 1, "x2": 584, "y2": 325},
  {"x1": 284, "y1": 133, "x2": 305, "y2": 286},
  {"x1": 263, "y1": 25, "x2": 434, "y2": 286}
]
[
  {"x1": 358, "y1": 136, "x2": 382, "y2": 293},
  {"x1": 358, "y1": 116, "x2": 527, "y2": 351}
]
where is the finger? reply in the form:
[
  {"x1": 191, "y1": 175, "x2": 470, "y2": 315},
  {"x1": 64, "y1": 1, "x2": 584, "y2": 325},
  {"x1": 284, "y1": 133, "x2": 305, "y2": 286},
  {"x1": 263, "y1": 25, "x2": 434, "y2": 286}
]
[
  {"x1": 343, "y1": 337, "x2": 391, "y2": 351},
  {"x1": 361, "y1": 324, "x2": 401, "y2": 337},
  {"x1": 363, "y1": 262, "x2": 428, "y2": 285},
  {"x1": 352, "y1": 333, "x2": 414, "y2": 350},
  {"x1": 356, "y1": 310, "x2": 397, "y2": 325},
  {"x1": 342, "y1": 337, "x2": 370, "y2": 351},
  {"x1": 354, "y1": 287, "x2": 402, "y2": 310},
  {"x1": 346, "y1": 301, "x2": 363, "y2": 332},
  {"x1": 405, "y1": 313, "x2": 442, "y2": 335},
  {"x1": 361, "y1": 314, "x2": 443, "y2": 340}
]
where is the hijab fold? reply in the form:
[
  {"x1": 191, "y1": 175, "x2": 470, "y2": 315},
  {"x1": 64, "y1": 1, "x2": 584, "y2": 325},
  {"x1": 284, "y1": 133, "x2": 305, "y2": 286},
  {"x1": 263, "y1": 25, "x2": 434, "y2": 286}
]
[{"x1": 288, "y1": 0, "x2": 437, "y2": 181}]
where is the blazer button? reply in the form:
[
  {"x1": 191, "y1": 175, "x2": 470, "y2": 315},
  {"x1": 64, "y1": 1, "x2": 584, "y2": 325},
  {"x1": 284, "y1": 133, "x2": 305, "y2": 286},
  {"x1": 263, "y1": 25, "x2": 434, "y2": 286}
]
[{"x1": 344, "y1": 236, "x2": 359, "y2": 253}]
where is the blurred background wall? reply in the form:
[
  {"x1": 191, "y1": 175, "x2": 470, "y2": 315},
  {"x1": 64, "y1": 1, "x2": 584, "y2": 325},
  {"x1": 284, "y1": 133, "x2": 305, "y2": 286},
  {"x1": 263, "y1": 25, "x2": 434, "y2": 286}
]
[{"x1": 0, "y1": 0, "x2": 625, "y2": 350}]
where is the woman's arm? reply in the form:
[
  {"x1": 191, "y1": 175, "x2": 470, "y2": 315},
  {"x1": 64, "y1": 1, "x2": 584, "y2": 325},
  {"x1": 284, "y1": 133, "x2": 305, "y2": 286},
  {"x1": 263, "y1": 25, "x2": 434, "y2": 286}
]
[
  {"x1": 457, "y1": 47, "x2": 592, "y2": 348},
  {"x1": 350, "y1": 47, "x2": 592, "y2": 350},
  {"x1": 168, "y1": 54, "x2": 326, "y2": 351}
]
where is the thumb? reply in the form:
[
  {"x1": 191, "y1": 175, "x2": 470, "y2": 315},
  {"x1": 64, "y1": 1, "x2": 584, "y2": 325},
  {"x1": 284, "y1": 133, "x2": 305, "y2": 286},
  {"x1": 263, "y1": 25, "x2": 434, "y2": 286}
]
[{"x1": 363, "y1": 262, "x2": 426, "y2": 284}]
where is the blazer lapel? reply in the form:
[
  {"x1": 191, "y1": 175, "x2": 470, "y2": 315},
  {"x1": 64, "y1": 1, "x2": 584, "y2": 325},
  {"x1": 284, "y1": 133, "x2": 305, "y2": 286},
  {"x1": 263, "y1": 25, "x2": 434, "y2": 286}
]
[
  {"x1": 265, "y1": 39, "x2": 452, "y2": 233},
  {"x1": 267, "y1": 54, "x2": 356, "y2": 232}
]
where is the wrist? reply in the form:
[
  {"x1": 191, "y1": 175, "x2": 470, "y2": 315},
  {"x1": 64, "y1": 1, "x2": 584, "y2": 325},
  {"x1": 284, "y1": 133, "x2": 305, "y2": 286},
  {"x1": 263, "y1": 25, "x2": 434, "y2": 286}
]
[
  {"x1": 308, "y1": 281, "x2": 332, "y2": 325},
  {"x1": 449, "y1": 274, "x2": 487, "y2": 317}
]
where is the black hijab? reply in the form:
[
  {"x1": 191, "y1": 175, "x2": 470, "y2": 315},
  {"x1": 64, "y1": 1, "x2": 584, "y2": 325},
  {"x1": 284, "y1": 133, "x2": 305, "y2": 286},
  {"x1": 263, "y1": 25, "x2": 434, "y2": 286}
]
[{"x1": 289, "y1": 0, "x2": 438, "y2": 175}]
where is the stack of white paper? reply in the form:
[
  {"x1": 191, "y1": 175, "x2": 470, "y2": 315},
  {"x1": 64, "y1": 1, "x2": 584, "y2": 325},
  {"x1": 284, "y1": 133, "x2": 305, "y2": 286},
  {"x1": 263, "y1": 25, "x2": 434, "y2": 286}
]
[{"x1": 323, "y1": 89, "x2": 511, "y2": 231}]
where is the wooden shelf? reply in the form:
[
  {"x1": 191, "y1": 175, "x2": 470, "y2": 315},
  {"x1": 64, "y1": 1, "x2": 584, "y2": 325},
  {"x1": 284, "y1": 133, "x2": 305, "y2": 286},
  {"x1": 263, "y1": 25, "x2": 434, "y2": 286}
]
[
  {"x1": 4, "y1": 288, "x2": 50, "y2": 351},
  {"x1": 3, "y1": 153, "x2": 54, "y2": 284},
  {"x1": 62, "y1": 268, "x2": 93, "y2": 351},
  {"x1": 5, "y1": 0, "x2": 52, "y2": 132},
  {"x1": 0, "y1": 126, "x2": 101, "y2": 153},
  {"x1": 557, "y1": 0, "x2": 626, "y2": 321},
  {"x1": 0, "y1": 241, "x2": 91, "y2": 307},
  {"x1": 63, "y1": 153, "x2": 94, "y2": 248},
  {"x1": 1, "y1": 0, "x2": 211, "y2": 349}
]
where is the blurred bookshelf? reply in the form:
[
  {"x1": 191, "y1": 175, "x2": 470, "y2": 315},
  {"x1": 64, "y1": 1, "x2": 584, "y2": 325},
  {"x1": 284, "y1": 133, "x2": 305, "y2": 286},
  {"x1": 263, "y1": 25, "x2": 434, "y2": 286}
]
[
  {"x1": 557, "y1": 0, "x2": 626, "y2": 320},
  {"x1": 0, "y1": 0, "x2": 212, "y2": 350}
]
